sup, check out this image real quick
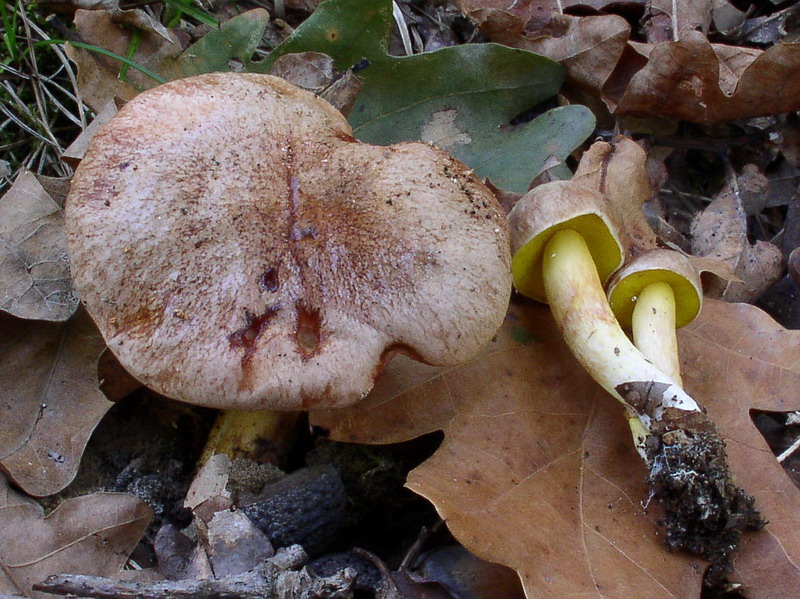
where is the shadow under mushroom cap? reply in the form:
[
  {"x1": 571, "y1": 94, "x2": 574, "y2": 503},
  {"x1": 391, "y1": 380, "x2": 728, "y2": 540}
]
[{"x1": 66, "y1": 73, "x2": 512, "y2": 411}]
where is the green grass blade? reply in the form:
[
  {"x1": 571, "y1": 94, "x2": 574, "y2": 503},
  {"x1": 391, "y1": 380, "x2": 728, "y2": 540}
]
[
  {"x1": 118, "y1": 30, "x2": 142, "y2": 82},
  {"x1": 36, "y1": 39, "x2": 167, "y2": 85},
  {"x1": 0, "y1": 2, "x2": 19, "y2": 63},
  {"x1": 162, "y1": 0, "x2": 218, "y2": 28}
]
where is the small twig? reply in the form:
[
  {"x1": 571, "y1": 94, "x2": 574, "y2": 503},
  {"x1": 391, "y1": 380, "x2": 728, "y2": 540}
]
[
  {"x1": 351, "y1": 548, "x2": 402, "y2": 599},
  {"x1": 399, "y1": 519, "x2": 445, "y2": 569},
  {"x1": 778, "y1": 435, "x2": 800, "y2": 463},
  {"x1": 34, "y1": 546, "x2": 356, "y2": 599}
]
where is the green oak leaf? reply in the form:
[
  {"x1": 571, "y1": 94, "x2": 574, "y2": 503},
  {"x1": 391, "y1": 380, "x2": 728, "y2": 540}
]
[
  {"x1": 252, "y1": 0, "x2": 594, "y2": 192},
  {"x1": 164, "y1": 9, "x2": 271, "y2": 80}
]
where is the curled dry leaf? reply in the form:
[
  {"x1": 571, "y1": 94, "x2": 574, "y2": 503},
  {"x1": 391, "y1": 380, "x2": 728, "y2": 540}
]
[
  {"x1": 0, "y1": 309, "x2": 113, "y2": 496},
  {"x1": 311, "y1": 299, "x2": 800, "y2": 599},
  {"x1": 691, "y1": 168, "x2": 784, "y2": 303},
  {"x1": 571, "y1": 138, "x2": 658, "y2": 254},
  {"x1": 0, "y1": 473, "x2": 152, "y2": 599},
  {"x1": 67, "y1": 9, "x2": 179, "y2": 111},
  {"x1": 615, "y1": 32, "x2": 800, "y2": 123},
  {"x1": 0, "y1": 170, "x2": 78, "y2": 322}
]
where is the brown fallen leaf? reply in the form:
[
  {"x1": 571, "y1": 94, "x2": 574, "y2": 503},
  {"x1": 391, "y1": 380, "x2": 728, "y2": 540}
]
[
  {"x1": 615, "y1": 32, "x2": 800, "y2": 123},
  {"x1": 641, "y1": 0, "x2": 714, "y2": 43},
  {"x1": 691, "y1": 166, "x2": 784, "y2": 303},
  {"x1": 37, "y1": 0, "x2": 171, "y2": 39},
  {"x1": 0, "y1": 309, "x2": 114, "y2": 496},
  {"x1": 0, "y1": 170, "x2": 78, "y2": 322},
  {"x1": 571, "y1": 137, "x2": 658, "y2": 254},
  {"x1": 67, "y1": 10, "x2": 181, "y2": 112},
  {"x1": 312, "y1": 298, "x2": 800, "y2": 599},
  {"x1": 0, "y1": 473, "x2": 152, "y2": 599}
]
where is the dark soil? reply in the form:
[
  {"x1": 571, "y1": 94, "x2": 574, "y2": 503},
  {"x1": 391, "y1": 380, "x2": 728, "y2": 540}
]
[{"x1": 645, "y1": 409, "x2": 765, "y2": 584}]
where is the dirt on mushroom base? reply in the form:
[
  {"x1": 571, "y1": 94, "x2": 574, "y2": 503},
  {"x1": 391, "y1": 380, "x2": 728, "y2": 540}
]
[{"x1": 618, "y1": 382, "x2": 765, "y2": 580}]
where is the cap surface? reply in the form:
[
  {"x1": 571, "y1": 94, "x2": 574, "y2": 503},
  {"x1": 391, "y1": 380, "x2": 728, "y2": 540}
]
[
  {"x1": 67, "y1": 73, "x2": 511, "y2": 410},
  {"x1": 508, "y1": 181, "x2": 626, "y2": 303},
  {"x1": 607, "y1": 249, "x2": 702, "y2": 329}
]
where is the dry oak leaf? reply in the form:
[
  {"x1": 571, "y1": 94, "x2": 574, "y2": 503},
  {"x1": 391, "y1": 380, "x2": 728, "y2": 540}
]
[
  {"x1": 571, "y1": 137, "x2": 658, "y2": 254},
  {"x1": 690, "y1": 168, "x2": 784, "y2": 303},
  {"x1": 312, "y1": 299, "x2": 800, "y2": 599},
  {"x1": 615, "y1": 32, "x2": 800, "y2": 123},
  {"x1": 641, "y1": 0, "x2": 715, "y2": 43},
  {"x1": 0, "y1": 170, "x2": 78, "y2": 322},
  {"x1": 67, "y1": 9, "x2": 181, "y2": 112},
  {"x1": 0, "y1": 473, "x2": 152, "y2": 599},
  {"x1": 0, "y1": 308, "x2": 113, "y2": 496},
  {"x1": 454, "y1": 2, "x2": 800, "y2": 122}
]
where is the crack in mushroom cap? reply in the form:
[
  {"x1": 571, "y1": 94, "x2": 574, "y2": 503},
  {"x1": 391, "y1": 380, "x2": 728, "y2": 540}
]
[{"x1": 66, "y1": 73, "x2": 511, "y2": 410}]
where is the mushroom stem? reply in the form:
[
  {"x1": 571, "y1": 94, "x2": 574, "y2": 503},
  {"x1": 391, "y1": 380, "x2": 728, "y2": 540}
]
[
  {"x1": 200, "y1": 410, "x2": 301, "y2": 469},
  {"x1": 542, "y1": 229, "x2": 700, "y2": 452},
  {"x1": 631, "y1": 281, "x2": 682, "y2": 384},
  {"x1": 541, "y1": 229, "x2": 763, "y2": 569}
]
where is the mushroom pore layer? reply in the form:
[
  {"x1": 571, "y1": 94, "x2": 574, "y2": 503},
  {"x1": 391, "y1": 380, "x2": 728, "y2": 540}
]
[{"x1": 67, "y1": 73, "x2": 511, "y2": 410}]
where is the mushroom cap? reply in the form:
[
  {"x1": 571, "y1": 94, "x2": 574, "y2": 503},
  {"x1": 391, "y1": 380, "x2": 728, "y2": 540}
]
[
  {"x1": 508, "y1": 181, "x2": 626, "y2": 303},
  {"x1": 66, "y1": 73, "x2": 511, "y2": 410},
  {"x1": 607, "y1": 249, "x2": 702, "y2": 329}
]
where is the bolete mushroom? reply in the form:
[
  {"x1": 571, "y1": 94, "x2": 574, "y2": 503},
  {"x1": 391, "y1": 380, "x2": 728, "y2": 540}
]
[
  {"x1": 508, "y1": 180, "x2": 762, "y2": 570},
  {"x1": 66, "y1": 73, "x2": 512, "y2": 415},
  {"x1": 607, "y1": 249, "x2": 702, "y2": 383}
]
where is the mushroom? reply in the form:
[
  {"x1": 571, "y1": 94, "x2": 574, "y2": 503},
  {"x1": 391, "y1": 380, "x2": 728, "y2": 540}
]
[
  {"x1": 607, "y1": 249, "x2": 702, "y2": 383},
  {"x1": 508, "y1": 180, "x2": 761, "y2": 568},
  {"x1": 66, "y1": 72, "x2": 512, "y2": 414},
  {"x1": 509, "y1": 181, "x2": 701, "y2": 448}
]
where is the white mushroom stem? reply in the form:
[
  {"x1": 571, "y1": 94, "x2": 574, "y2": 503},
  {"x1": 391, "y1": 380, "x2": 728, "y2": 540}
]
[
  {"x1": 541, "y1": 229, "x2": 701, "y2": 457},
  {"x1": 631, "y1": 281, "x2": 682, "y2": 384}
]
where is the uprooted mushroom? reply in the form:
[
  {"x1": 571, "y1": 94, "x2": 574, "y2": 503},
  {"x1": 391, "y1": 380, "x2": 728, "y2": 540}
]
[
  {"x1": 66, "y1": 72, "x2": 511, "y2": 458},
  {"x1": 508, "y1": 179, "x2": 763, "y2": 575}
]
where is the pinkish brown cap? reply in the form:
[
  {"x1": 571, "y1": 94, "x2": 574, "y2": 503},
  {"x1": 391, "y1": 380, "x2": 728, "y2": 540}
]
[{"x1": 66, "y1": 73, "x2": 511, "y2": 410}]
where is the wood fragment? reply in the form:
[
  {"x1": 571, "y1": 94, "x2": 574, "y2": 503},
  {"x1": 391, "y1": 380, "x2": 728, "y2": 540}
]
[{"x1": 33, "y1": 545, "x2": 356, "y2": 599}]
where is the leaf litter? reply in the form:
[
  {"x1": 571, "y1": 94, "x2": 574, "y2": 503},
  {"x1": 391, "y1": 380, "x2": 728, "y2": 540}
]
[
  {"x1": 6, "y1": 0, "x2": 800, "y2": 598},
  {"x1": 0, "y1": 308, "x2": 113, "y2": 496},
  {"x1": 0, "y1": 170, "x2": 78, "y2": 322},
  {"x1": 0, "y1": 472, "x2": 152, "y2": 599},
  {"x1": 313, "y1": 136, "x2": 799, "y2": 597}
]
